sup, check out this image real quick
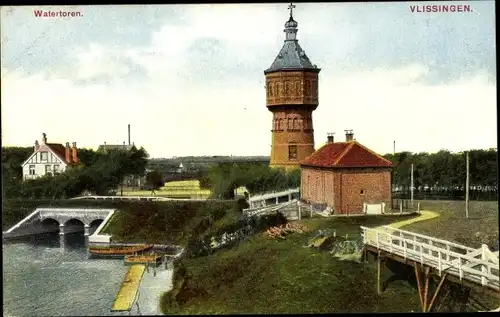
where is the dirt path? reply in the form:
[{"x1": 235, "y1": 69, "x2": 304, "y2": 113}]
[
  {"x1": 364, "y1": 210, "x2": 440, "y2": 242},
  {"x1": 376, "y1": 210, "x2": 440, "y2": 230}
]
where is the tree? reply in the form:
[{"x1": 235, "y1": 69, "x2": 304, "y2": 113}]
[{"x1": 146, "y1": 170, "x2": 165, "y2": 190}]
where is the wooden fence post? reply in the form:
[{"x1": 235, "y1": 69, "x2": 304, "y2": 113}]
[{"x1": 481, "y1": 244, "x2": 488, "y2": 286}]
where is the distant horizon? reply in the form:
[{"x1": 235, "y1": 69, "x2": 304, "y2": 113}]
[
  {"x1": 3, "y1": 140, "x2": 496, "y2": 160},
  {"x1": 1, "y1": 3, "x2": 496, "y2": 157}
]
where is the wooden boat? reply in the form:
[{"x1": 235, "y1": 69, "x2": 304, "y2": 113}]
[
  {"x1": 124, "y1": 254, "x2": 163, "y2": 266},
  {"x1": 88, "y1": 245, "x2": 154, "y2": 256}
]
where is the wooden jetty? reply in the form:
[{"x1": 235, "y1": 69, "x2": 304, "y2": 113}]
[{"x1": 111, "y1": 264, "x2": 146, "y2": 312}]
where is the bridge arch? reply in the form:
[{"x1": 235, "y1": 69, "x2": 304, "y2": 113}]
[
  {"x1": 63, "y1": 218, "x2": 86, "y2": 227},
  {"x1": 89, "y1": 218, "x2": 104, "y2": 227},
  {"x1": 40, "y1": 218, "x2": 60, "y2": 233},
  {"x1": 41, "y1": 217, "x2": 60, "y2": 226}
]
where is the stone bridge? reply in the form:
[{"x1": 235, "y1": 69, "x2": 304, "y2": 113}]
[
  {"x1": 38, "y1": 208, "x2": 114, "y2": 235},
  {"x1": 3, "y1": 208, "x2": 115, "y2": 238}
]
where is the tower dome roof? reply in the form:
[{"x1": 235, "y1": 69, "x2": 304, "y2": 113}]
[{"x1": 264, "y1": 4, "x2": 320, "y2": 74}]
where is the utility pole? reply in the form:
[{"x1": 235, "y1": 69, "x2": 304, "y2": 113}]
[
  {"x1": 465, "y1": 151, "x2": 470, "y2": 219},
  {"x1": 393, "y1": 140, "x2": 396, "y2": 155},
  {"x1": 410, "y1": 164, "x2": 414, "y2": 208}
]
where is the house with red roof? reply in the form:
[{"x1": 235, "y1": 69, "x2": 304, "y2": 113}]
[
  {"x1": 300, "y1": 130, "x2": 393, "y2": 215},
  {"x1": 21, "y1": 133, "x2": 80, "y2": 181}
]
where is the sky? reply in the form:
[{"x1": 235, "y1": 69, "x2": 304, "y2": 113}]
[{"x1": 1, "y1": 2, "x2": 496, "y2": 158}]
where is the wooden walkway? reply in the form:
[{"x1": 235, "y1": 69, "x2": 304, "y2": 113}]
[{"x1": 361, "y1": 225, "x2": 499, "y2": 311}]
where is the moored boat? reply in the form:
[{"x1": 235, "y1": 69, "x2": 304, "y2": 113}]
[
  {"x1": 124, "y1": 254, "x2": 163, "y2": 266},
  {"x1": 88, "y1": 244, "x2": 154, "y2": 256}
]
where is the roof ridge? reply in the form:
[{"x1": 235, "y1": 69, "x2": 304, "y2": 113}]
[
  {"x1": 333, "y1": 142, "x2": 355, "y2": 165},
  {"x1": 352, "y1": 141, "x2": 393, "y2": 165}
]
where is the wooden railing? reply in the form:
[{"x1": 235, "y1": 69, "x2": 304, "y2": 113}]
[{"x1": 361, "y1": 226, "x2": 500, "y2": 291}]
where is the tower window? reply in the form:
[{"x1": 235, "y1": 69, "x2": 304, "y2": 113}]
[
  {"x1": 360, "y1": 189, "x2": 365, "y2": 195},
  {"x1": 288, "y1": 145, "x2": 297, "y2": 160}
]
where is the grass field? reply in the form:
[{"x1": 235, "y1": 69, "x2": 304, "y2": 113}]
[
  {"x1": 122, "y1": 180, "x2": 248, "y2": 199},
  {"x1": 403, "y1": 200, "x2": 499, "y2": 249},
  {"x1": 122, "y1": 180, "x2": 211, "y2": 198}
]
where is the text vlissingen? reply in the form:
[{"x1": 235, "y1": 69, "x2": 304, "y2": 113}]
[{"x1": 409, "y1": 4, "x2": 472, "y2": 13}]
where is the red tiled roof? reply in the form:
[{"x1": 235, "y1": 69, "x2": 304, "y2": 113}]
[
  {"x1": 300, "y1": 141, "x2": 393, "y2": 168},
  {"x1": 46, "y1": 143, "x2": 71, "y2": 164}
]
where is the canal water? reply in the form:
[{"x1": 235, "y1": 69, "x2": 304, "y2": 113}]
[{"x1": 2, "y1": 232, "x2": 173, "y2": 317}]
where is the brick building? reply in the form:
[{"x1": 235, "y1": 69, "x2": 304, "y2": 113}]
[
  {"x1": 300, "y1": 131, "x2": 393, "y2": 215},
  {"x1": 264, "y1": 5, "x2": 320, "y2": 170}
]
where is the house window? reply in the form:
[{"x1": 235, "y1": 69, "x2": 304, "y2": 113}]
[
  {"x1": 53, "y1": 165, "x2": 60, "y2": 174},
  {"x1": 40, "y1": 151, "x2": 48, "y2": 162},
  {"x1": 360, "y1": 189, "x2": 365, "y2": 195},
  {"x1": 45, "y1": 165, "x2": 52, "y2": 175},
  {"x1": 29, "y1": 165, "x2": 36, "y2": 175},
  {"x1": 288, "y1": 145, "x2": 298, "y2": 160}
]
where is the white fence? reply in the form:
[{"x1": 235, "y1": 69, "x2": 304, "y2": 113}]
[
  {"x1": 248, "y1": 188, "x2": 300, "y2": 208},
  {"x1": 361, "y1": 226, "x2": 500, "y2": 291}
]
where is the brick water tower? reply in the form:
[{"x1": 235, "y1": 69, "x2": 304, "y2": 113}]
[{"x1": 265, "y1": 3, "x2": 321, "y2": 170}]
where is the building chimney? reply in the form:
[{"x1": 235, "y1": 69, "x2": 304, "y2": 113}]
[
  {"x1": 128, "y1": 124, "x2": 131, "y2": 146},
  {"x1": 71, "y1": 142, "x2": 79, "y2": 164},
  {"x1": 42, "y1": 133, "x2": 47, "y2": 144},
  {"x1": 327, "y1": 133, "x2": 335, "y2": 144},
  {"x1": 65, "y1": 142, "x2": 72, "y2": 163},
  {"x1": 34, "y1": 140, "x2": 40, "y2": 152},
  {"x1": 345, "y1": 129, "x2": 354, "y2": 142}
]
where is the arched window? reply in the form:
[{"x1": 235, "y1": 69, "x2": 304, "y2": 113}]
[
  {"x1": 304, "y1": 80, "x2": 311, "y2": 96},
  {"x1": 297, "y1": 118, "x2": 303, "y2": 130},
  {"x1": 279, "y1": 118, "x2": 284, "y2": 130}
]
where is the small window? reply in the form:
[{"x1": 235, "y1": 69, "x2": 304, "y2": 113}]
[
  {"x1": 360, "y1": 189, "x2": 365, "y2": 195},
  {"x1": 29, "y1": 165, "x2": 36, "y2": 175},
  {"x1": 288, "y1": 145, "x2": 298, "y2": 160},
  {"x1": 45, "y1": 165, "x2": 52, "y2": 175},
  {"x1": 40, "y1": 151, "x2": 48, "y2": 162},
  {"x1": 53, "y1": 165, "x2": 60, "y2": 174}
]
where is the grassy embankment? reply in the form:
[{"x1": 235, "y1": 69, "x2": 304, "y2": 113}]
[
  {"x1": 160, "y1": 200, "x2": 500, "y2": 314},
  {"x1": 121, "y1": 179, "x2": 247, "y2": 199},
  {"x1": 161, "y1": 213, "x2": 427, "y2": 314}
]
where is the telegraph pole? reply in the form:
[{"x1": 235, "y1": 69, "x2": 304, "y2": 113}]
[
  {"x1": 410, "y1": 164, "x2": 414, "y2": 208},
  {"x1": 393, "y1": 140, "x2": 396, "y2": 155},
  {"x1": 465, "y1": 151, "x2": 470, "y2": 219}
]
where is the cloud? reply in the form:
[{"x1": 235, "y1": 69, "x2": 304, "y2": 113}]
[
  {"x1": 1, "y1": 3, "x2": 496, "y2": 157},
  {"x1": 2, "y1": 62, "x2": 496, "y2": 157}
]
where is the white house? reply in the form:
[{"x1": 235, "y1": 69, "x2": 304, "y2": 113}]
[{"x1": 22, "y1": 133, "x2": 80, "y2": 181}]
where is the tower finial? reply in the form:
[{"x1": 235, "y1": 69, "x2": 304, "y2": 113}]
[
  {"x1": 288, "y1": 3, "x2": 296, "y2": 18},
  {"x1": 284, "y1": 3, "x2": 298, "y2": 41}
]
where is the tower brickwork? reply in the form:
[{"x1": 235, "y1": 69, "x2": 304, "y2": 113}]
[{"x1": 265, "y1": 4, "x2": 320, "y2": 170}]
